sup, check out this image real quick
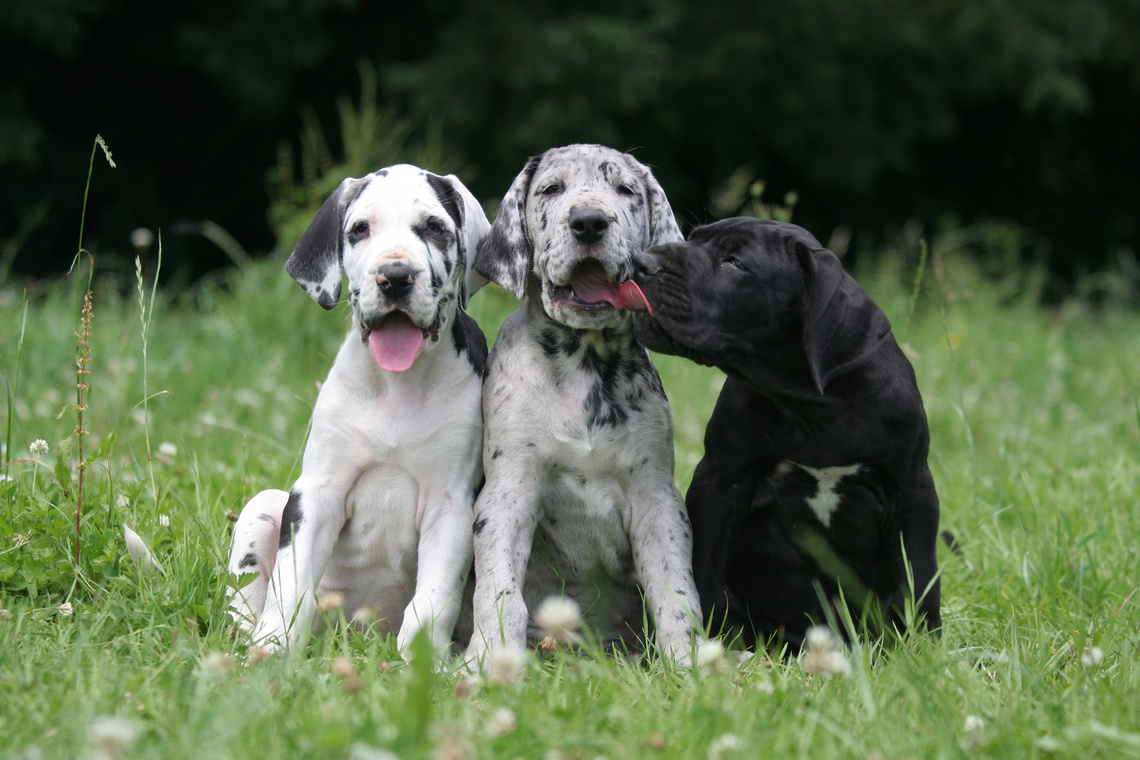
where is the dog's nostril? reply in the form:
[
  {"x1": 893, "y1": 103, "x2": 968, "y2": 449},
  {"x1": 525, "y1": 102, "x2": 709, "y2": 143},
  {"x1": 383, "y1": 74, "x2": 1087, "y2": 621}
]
[
  {"x1": 376, "y1": 263, "x2": 416, "y2": 297},
  {"x1": 569, "y1": 207, "x2": 610, "y2": 244}
]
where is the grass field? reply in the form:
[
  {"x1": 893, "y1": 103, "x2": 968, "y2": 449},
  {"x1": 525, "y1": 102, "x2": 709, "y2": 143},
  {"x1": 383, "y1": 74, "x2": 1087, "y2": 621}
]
[{"x1": 1, "y1": 235, "x2": 1138, "y2": 759}]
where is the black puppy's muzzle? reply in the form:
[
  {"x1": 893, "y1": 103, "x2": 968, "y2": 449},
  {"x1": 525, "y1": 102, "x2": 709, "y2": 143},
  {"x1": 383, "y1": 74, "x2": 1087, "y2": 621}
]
[
  {"x1": 630, "y1": 246, "x2": 695, "y2": 325},
  {"x1": 633, "y1": 250, "x2": 663, "y2": 276}
]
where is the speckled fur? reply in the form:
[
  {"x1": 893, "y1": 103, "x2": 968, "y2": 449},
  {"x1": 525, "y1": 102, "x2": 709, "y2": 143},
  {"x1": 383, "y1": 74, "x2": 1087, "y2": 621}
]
[{"x1": 466, "y1": 145, "x2": 701, "y2": 665}]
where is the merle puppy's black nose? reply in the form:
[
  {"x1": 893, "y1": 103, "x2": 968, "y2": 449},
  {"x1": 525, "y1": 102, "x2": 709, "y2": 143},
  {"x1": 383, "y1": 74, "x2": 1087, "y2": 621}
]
[
  {"x1": 569, "y1": 207, "x2": 610, "y2": 244},
  {"x1": 376, "y1": 262, "x2": 416, "y2": 298},
  {"x1": 633, "y1": 250, "x2": 662, "y2": 276}
]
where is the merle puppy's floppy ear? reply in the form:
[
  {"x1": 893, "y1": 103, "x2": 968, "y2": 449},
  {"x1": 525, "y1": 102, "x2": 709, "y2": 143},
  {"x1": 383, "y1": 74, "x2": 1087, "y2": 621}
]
[
  {"x1": 640, "y1": 161, "x2": 684, "y2": 247},
  {"x1": 796, "y1": 235, "x2": 893, "y2": 395},
  {"x1": 473, "y1": 155, "x2": 541, "y2": 300},
  {"x1": 286, "y1": 176, "x2": 370, "y2": 310}
]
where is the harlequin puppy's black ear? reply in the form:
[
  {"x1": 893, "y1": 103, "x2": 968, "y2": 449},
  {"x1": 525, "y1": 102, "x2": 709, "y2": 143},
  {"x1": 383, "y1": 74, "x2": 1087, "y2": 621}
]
[
  {"x1": 286, "y1": 176, "x2": 370, "y2": 310},
  {"x1": 424, "y1": 171, "x2": 492, "y2": 307},
  {"x1": 473, "y1": 155, "x2": 541, "y2": 300},
  {"x1": 796, "y1": 236, "x2": 893, "y2": 395}
]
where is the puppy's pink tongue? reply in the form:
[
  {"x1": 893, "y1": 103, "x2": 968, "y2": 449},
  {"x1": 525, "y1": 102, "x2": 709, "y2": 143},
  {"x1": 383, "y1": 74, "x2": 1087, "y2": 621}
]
[
  {"x1": 368, "y1": 313, "x2": 424, "y2": 372},
  {"x1": 618, "y1": 280, "x2": 655, "y2": 316},
  {"x1": 569, "y1": 263, "x2": 623, "y2": 308}
]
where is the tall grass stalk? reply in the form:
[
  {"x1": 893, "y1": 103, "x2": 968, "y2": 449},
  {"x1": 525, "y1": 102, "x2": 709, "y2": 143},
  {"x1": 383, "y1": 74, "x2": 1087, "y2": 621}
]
[
  {"x1": 2, "y1": 291, "x2": 28, "y2": 472},
  {"x1": 931, "y1": 247, "x2": 978, "y2": 507},
  {"x1": 67, "y1": 134, "x2": 115, "y2": 577},
  {"x1": 902, "y1": 238, "x2": 929, "y2": 334},
  {"x1": 135, "y1": 237, "x2": 165, "y2": 519}
]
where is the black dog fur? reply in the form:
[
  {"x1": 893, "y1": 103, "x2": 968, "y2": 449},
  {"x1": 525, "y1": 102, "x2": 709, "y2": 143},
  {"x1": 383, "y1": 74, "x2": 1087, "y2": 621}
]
[{"x1": 629, "y1": 217, "x2": 941, "y2": 649}]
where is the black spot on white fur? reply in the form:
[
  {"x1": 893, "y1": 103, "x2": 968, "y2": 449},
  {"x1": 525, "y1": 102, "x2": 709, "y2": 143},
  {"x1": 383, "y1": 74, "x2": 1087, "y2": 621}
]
[{"x1": 278, "y1": 490, "x2": 304, "y2": 550}]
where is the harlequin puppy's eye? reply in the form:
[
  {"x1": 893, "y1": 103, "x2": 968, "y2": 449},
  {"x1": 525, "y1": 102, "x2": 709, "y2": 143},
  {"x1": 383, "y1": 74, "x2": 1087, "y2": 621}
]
[
  {"x1": 425, "y1": 219, "x2": 446, "y2": 237},
  {"x1": 348, "y1": 220, "x2": 370, "y2": 240}
]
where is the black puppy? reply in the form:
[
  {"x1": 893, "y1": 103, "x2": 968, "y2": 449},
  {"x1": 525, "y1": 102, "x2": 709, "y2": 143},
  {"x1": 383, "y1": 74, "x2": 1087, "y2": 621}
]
[{"x1": 624, "y1": 217, "x2": 940, "y2": 649}]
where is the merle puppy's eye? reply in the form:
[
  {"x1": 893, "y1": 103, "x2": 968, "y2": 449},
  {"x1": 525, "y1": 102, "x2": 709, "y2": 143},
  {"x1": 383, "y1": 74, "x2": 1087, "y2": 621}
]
[
  {"x1": 349, "y1": 220, "x2": 369, "y2": 238},
  {"x1": 425, "y1": 219, "x2": 446, "y2": 237},
  {"x1": 539, "y1": 183, "x2": 562, "y2": 196},
  {"x1": 616, "y1": 184, "x2": 636, "y2": 196}
]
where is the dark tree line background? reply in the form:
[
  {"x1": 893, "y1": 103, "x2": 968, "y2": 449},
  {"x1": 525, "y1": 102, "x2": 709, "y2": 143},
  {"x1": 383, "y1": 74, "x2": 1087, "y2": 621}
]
[{"x1": 2, "y1": 0, "x2": 1139, "y2": 289}]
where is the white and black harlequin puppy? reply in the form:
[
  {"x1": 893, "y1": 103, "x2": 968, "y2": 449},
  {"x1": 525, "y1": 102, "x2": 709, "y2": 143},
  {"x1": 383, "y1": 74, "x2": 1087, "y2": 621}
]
[
  {"x1": 465, "y1": 144, "x2": 703, "y2": 665},
  {"x1": 623, "y1": 217, "x2": 941, "y2": 650},
  {"x1": 226, "y1": 164, "x2": 490, "y2": 656}
]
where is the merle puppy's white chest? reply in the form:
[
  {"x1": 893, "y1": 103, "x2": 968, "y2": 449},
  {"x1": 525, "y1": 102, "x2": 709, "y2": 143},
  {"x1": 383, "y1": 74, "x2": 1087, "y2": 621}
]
[{"x1": 482, "y1": 313, "x2": 675, "y2": 587}]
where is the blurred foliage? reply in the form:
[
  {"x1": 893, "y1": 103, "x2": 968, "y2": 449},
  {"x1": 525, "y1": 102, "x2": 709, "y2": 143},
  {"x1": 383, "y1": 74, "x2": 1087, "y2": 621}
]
[
  {"x1": 710, "y1": 167, "x2": 798, "y2": 224},
  {"x1": 1, "y1": 0, "x2": 1138, "y2": 287},
  {"x1": 266, "y1": 61, "x2": 467, "y2": 252}
]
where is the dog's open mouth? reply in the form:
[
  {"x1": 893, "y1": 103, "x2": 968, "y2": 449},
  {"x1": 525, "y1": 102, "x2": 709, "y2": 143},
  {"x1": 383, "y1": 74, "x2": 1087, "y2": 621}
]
[
  {"x1": 552, "y1": 260, "x2": 655, "y2": 315},
  {"x1": 367, "y1": 311, "x2": 425, "y2": 372}
]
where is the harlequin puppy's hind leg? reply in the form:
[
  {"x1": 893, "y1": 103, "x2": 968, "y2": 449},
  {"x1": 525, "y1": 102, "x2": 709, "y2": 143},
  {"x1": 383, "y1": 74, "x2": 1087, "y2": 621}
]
[{"x1": 227, "y1": 489, "x2": 288, "y2": 632}]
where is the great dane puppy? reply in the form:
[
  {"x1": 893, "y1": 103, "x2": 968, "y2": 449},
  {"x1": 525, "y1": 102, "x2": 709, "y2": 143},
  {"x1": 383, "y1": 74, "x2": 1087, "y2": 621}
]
[
  {"x1": 227, "y1": 164, "x2": 490, "y2": 655},
  {"x1": 623, "y1": 217, "x2": 941, "y2": 649},
  {"x1": 466, "y1": 144, "x2": 702, "y2": 665}
]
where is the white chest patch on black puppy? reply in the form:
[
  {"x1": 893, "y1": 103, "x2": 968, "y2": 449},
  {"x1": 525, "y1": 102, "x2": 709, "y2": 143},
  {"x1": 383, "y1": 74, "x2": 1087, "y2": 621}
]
[{"x1": 785, "y1": 461, "x2": 863, "y2": 527}]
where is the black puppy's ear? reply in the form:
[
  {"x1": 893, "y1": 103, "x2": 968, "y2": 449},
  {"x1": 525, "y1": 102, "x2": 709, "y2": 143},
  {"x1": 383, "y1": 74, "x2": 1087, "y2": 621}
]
[
  {"x1": 286, "y1": 176, "x2": 370, "y2": 310},
  {"x1": 797, "y1": 240, "x2": 892, "y2": 394},
  {"x1": 473, "y1": 155, "x2": 541, "y2": 300}
]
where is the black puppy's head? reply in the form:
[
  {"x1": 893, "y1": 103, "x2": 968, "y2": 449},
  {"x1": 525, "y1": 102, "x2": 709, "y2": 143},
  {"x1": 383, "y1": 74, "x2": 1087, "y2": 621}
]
[{"x1": 630, "y1": 217, "x2": 891, "y2": 395}]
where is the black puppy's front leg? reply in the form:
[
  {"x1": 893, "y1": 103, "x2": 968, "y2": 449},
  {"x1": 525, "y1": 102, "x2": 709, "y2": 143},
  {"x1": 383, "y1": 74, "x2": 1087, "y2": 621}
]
[
  {"x1": 686, "y1": 381, "x2": 773, "y2": 637},
  {"x1": 896, "y1": 466, "x2": 942, "y2": 634}
]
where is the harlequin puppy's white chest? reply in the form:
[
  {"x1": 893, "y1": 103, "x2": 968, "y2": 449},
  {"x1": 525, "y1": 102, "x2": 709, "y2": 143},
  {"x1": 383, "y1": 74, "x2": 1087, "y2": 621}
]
[{"x1": 311, "y1": 340, "x2": 483, "y2": 624}]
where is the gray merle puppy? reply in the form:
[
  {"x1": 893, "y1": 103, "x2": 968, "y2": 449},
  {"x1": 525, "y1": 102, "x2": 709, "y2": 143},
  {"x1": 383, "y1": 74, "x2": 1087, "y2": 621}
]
[
  {"x1": 466, "y1": 144, "x2": 703, "y2": 665},
  {"x1": 624, "y1": 217, "x2": 941, "y2": 649}
]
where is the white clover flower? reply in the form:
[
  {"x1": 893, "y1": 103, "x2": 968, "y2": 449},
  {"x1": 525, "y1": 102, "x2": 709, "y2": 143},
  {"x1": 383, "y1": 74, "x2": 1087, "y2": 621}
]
[
  {"x1": 964, "y1": 715, "x2": 985, "y2": 733},
  {"x1": 130, "y1": 228, "x2": 155, "y2": 248},
  {"x1": 331, "y1": 656, "x2": 356, "y2": 678},
  {"x1": 317, "y1": 591, "x2": 345, "y2": 613},
  {"x1": 0, "y1": 475, "x2": 14, "y2": 483},
  {"x1": 707, "y1": 732, "x2": 741, "y2": 760},
  {"x1": 158, "y1": 514, "x2": 170, "y2": 528},
  {"x1": 89, "y1": 716, "x2": 138, "y2": 759},
  {"x1": 347, "y1": 743, "x2": 399, "y2": 760},
  {"x1": 800, "y1": 626, "x2": 851, "y2": 678},
  {"x1": 534, "y1": 596, "x2": 581, "y2": 645},
  {"x1": 697, "y1": 639, "x2": 728, "y2": 675},
  {"x1": 248, "y1": 646, "x2": 272, "y2": 665},
  {"x1": 1081, "y1": 646, "x2": 1104, "y2": 668},
  {"x1": 0, "y1": 606, "x2": 10, "y2": 620},
  {"x1": 29, "y1": 439, "x2": 49, "y2": 455},
  {"x1": 115, "y1": 495, "x2": 130, "y2": 508},
  {"x1": 202, "y1": 651, "x2": 235, "y2": 674},
  {"x1": 157, "y1": 442, "x2": 177, "y2": 457},
  {"x1": 58, "y1": 602, "x2": 74, "y2": 617},
  {"x1": 485, "y1": 706, "x2": 518, "y2": 738},
  {"x1": 488, "y1": 646, "x2": 528, "y2": 685},
  {"x1": 805, "y1": 625, "x2": 837, "y2": 652}
]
